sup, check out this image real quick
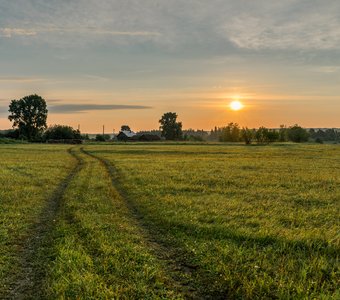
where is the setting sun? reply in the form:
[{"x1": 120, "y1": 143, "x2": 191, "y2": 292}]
[{"x1": 230, "y1": 101, "x2": 244, "y2": 111}]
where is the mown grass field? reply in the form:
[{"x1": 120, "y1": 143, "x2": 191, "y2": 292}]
[{"x1": 0, "y1": 143, "x2": 339, "y2": 299}]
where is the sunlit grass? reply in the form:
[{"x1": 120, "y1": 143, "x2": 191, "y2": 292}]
[
  {"x1": 44, "y1": 148, "x2": 181, "y2": 299},
  {"x1": 0, "y1": 143, "x2": 339, "y2": 298},
  {"x1": 0, "y1": 144, "x2": 75, "y2": 296},
  {"x1": 88, "y1": 143, "x2": 340, "y2": 298}
]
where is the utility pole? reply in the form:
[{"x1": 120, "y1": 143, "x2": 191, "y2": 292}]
[{"x1": 103, "y1": 125, "x2": 105, "y2": 136}]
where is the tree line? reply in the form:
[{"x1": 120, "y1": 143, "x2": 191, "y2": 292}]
[
  {"x1": 309, "y1": 128, "x2": 340, "y2": 144},
  {"x1": 1, "y1": 94, "x2": 338, "y2": 144},
  {"x1": 209, "y1": 123, "x2": 310, "y2": 144}
]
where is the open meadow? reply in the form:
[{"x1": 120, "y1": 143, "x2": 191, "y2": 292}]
[{"x1": 0, "y1": 143, "x2": 339, "y2": 299}]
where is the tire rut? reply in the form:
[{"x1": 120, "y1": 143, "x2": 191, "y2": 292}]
[
  {"x1": 3, "y1": 147, "x2": 83, "y2": 300},
  {"x1": 81, "y1": 147, "x2": 204, "y2": 300}
]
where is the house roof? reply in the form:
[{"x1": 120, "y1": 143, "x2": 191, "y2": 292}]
[{"x1": 118, "y1": 130, "x2": 136, "y2": 138}]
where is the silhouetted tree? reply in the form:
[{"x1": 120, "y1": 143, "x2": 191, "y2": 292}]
[
  {"x1": 241, "y1": 127, "x2": 254, "y2": 145},
  {"x1": 8, "y1": 94, "x2": 48, "y2": 141},
  {"x1": 309, "y1": 128, "x2": 316, "y2": 138},
  {"x1": 183, "y1": 129, "x2": 208, "y2": 142},
  {"x1": 121, "y1": 125, "x2": 131, "y2": 132},
  {"x1": 267, "y1": 130, "x2": 279, "y2": 143},
  {"x1": 82, "y1": 134, "x2": 90, "y2": 140},
  {"x1": 219, "y1": 122, "x2": 240, "y2": 142},
  {"x1": 287, "y1": 125, "x2": 309, "y2": 143},
  {"x1": 209, "y1": 126, "x2": 220, "y2": 141},
  {"x1": 278, "y1": 125, "x2": 288, "y2": 142},
  {"x1": 159, "y1": 112, "x2": 183, "y2": 140},
  {"x1": 255, "y1": 127, "x2": 270, "y2": 144},
  {"x1": 254, "y1": 127, "x2": 279, "y2": 144}
]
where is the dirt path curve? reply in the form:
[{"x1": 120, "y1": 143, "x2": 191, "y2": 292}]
[
  {"x1": 3, "y1": 147, "x2": 83, "y2": 300},
  {"x1": 81, "y1": 147, "x2": 204, "y2": 300}
]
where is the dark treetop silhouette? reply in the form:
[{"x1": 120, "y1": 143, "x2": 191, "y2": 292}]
[{"x1": 8, "y1": 94, "x2": 48, "y2": 141}]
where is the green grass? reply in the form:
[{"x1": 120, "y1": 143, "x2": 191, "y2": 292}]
[
  {"x1": 0, "y1": 138, "x2": 27, "y2": 144},
  {"x1": 87, "y1": 143, "x2": 340, "y2": 299},
  {"x1": 0, "y1": 143, "x2": 339, "y2": 299},
  {"x1": 44, "y1": 148, "x2": 181, "y2": 299},
  {"x1": 0, "y1": 144, "x2": 75, "y2": 297}
]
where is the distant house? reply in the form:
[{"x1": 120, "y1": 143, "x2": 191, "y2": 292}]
[{"x1": 116, "y1": 130, "x2": 137, "y2": 141}]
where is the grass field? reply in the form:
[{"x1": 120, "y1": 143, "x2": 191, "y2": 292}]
[{"x1": 0, "y1": 143, "x2": 339, "y2": 299}]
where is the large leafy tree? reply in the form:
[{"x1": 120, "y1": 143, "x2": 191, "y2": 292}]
[
  {"x1": 8, "y1": 94, "x2": 48, "y2": 140},
  {"x1": 159, "y1": 112, "x2": 183, "y2": 140}
]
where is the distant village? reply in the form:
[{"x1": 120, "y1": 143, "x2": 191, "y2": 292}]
[
  {"x1": 85, "y1": 125, "x2": 340, "y2": 144},
  {"x1": 1, "y1": 123, "x2": 340, "y2": 145}
]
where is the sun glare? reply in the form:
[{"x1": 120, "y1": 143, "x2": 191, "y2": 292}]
[{"x1": 230, "y1": 100, "x2": 244, "y2": 111}]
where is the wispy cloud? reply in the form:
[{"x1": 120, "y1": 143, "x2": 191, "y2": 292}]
[
  {"x1": 2, "y1": 0, "x2": 339, "y2": 51},
  {"x1": 0, "y1": 76, "x2": 44, "y2": 82},
  {"x1": 0, "y1": 26, "x2": 160, "y2": 39},
  {"x1": 49, "y1": 104, "x2": 152, "y2": 114},
  {"x1": 310, "y1": 66, "x2": 340, "y2": 73},
  {"x1": 82, "y1": 74, "x2": 111, "y2": 81},
  {"x1": 0, "y1": 27, "x2": 37, "y2": 37},
  {"x1": 224, "y1": 12, "x2": 340, "y2": 50}
]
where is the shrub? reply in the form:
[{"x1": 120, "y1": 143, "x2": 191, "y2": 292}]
[
  {"x1": 287, "y1": 125, "x2": 309, "y2": 143},
  {"x1": 95, "y1": 134, "x2": 111, "y2": 142},
  {"x1": 315, "y1": 138, "x2": 324, "y2": 144},
  {"x1": 44, "y1": 125, "x2": 81, "y2": 140}
]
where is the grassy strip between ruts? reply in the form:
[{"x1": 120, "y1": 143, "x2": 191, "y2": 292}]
[
  {"x1": 0, "y1": 144, "x2": 75, "y2": 298},
  {"x1": 43, "y1": 147, "x2": 184, "y2": 299},
  {"x1": 6, "y1": 147, "x2": 83, "y2": 299},
  {"x1": 86, "y1": 143, "x2": 340, "y2": 299}
]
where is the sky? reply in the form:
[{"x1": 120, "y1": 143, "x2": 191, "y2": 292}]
[{"x1": 0, "y1": 0, "x2": 339, "y2": 133}]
